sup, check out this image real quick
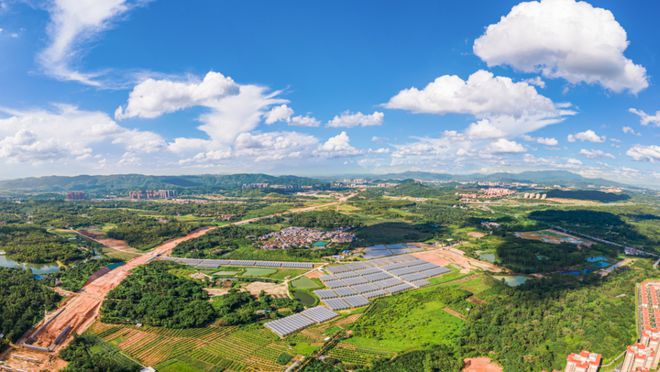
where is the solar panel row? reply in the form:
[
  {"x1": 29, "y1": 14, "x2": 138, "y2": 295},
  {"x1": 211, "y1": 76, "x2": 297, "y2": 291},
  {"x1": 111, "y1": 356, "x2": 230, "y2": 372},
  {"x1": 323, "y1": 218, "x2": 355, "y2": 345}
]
[
  {"x1": 324, "y1": 298, "x2": 351, "y2": 310},
  {"x1": 323, "y1": 267, "x2": 381, "y2": 280},
  {"x1": 300, "y1": 306, "x2": 338, "y2": 323},
  {"x1": 318, "y1": 255, "x2": 450, "y2": 309},
  {"x1": 264, "y1": 306, "x2": 338, "y2": 337},
  {"x1": 343, "y1": 295, "x2": 370, "y2": 308},
  {"x1": 264, "y1": 313, "x2": 315, "y2": 337}
]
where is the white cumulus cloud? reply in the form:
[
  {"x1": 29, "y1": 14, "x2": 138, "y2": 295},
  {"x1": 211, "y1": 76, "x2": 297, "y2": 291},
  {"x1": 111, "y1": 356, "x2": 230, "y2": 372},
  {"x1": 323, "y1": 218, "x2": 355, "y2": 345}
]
[
  {"x1": 115, "y1": 72, "x2": 239, "y2": 119},
  {"x1": 627, "y1": 145, "x2": 660, "y2": 163},
  {"x1": 579, "y1": 148, "x2": 615, "y2": 159},
  {"x1": 234, "y1": 131, "x2": 319, "y2": 161},
  {"x1": 386, "y1": 70, "x2": 572, "y2": 138},
  {"x1": 629, "y1": 108, "x2": 660, "y2": 127},
  {"x1": 486, "y1": 138, "x2": 526, "y2": 154},
  {"x1": 117, "y1": 71, "x2": 285, "y2": 145},
  {"x1": 264, "y1": 104, "x2": 294, "y2": 125},
  {"x1": 622, "y1": 126, "x2": 640, "y2": 136},
  {"x1": 522, "y1": 134, "x2": 558, "y2": 146},
  {"x1": 289, "y1": 115, "x2": 321, "y2": 127},
  {"x1": 316, "y1": 132, "x2": 361, "y2": 157},
  {"x1": 473, "y1": 0, "x2": 648, "y2": 93},
  {"x1": 0, "y1": 104, "x2": 165, "y2": 164},
  {"x1": 327, "y1": 111, "x2": 384, "y2": 128},
  {"x1": 567, "y1": 129, "x2": 605, "y2": 143}
]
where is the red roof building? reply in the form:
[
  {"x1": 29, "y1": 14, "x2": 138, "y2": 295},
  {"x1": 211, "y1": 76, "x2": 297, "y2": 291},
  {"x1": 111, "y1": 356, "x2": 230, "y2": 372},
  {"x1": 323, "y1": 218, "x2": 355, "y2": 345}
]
[{"x1": 565, "y1": 350, "x2": 601, "y2": 372}]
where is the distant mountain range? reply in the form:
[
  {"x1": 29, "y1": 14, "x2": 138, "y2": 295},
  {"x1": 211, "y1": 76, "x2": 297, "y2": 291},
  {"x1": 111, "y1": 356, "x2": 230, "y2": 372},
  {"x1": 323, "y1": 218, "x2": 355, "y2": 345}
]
[
  {"x1": 360, "y1": 170, "x2": 630, "y2": 188},
  {"x1": 0, "y1": 170, "x2": 634, "y2": 195},
  {"x1": 0, "y1": 174, "x2": 325, "y2": 195}
]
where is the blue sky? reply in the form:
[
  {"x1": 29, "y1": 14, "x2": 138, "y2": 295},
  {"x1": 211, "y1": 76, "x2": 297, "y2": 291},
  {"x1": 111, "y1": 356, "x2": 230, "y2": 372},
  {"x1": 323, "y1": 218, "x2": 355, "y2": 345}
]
[{"x1": 0, "y1": 0, "x2": 658, "y2": 185}]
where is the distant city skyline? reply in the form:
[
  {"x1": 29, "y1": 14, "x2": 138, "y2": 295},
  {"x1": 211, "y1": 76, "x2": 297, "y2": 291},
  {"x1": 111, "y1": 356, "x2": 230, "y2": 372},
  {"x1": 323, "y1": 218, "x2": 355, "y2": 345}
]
[{"x1": 0, "y1": 0, "x2": 658, "y2": 186}]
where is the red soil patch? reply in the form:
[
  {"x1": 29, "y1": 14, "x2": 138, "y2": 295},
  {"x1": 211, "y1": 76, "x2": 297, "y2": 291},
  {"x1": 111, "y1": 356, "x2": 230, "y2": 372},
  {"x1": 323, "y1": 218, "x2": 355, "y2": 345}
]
[
  {"x1": 305, "y1": 269, "x2": 324, "y2": 279},
  {"x1": 463, "y1": 357, "x2": 503, "y2": 372}
]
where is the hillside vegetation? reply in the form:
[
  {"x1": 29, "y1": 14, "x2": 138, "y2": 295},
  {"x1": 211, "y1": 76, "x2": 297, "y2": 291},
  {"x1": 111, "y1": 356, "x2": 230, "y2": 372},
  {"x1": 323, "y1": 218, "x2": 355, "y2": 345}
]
[{"x1": 0, "y1": 268, "x2": 60, "y2": 351}]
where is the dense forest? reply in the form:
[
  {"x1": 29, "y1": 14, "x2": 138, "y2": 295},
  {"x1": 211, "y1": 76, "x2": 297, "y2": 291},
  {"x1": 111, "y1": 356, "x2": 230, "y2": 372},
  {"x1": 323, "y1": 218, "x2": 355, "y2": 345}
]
[
  {"x1": 546, "y1": 189, "x2": 630, "y2": 202},
  {"x1": 289, "y1": 210, "x2": 359, "y2": 229},
  {"x1": 106, "y1": 218, "x2": 199, "y2": 250},
  {"x1": 367, "y1": 345, "x2": 463, "y2": 372},
  {"x1": 461, "y1": 264, "x2": 649, "y2": 371},
  {"x1": 0, "y1": 225, "x2": 86, "y2": 263},
  {"x1": 60, "y1": 334, "x2": 140, "y2": 372},
  {"x1": 212, "y1": 288, "x2": 302, "y2": 325},
  {"x1": 0, "y1": 268, "x2": 60, "y2": 351},
  {"x1": 48, "y1": 259, "x2": 123, "y2": 292},
  {"x1": 101, "y1": 262, "x2": 216, "y2": 328},
  {"x1": 529, "y1": 209, "x2": 657, "y2": 249},
  {"x1": 173, "y1": 225, "x2": 269, "y2": 258},
  {"x1": 495, "y1": 235, "x2": 617, "y2": 273}
]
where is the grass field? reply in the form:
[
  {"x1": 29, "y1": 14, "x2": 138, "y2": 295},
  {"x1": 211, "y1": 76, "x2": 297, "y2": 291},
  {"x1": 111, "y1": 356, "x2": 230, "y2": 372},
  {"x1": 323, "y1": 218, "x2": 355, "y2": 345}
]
[
  {"x1": 100, "y1": 246, "x2": 141, "y2": 261},
  {"x1": 209, "y1": 266, "x2": 308, "y2": 281},
  {"x1": 290, "y1": 277, "x2": 322, "y2": 290},
  {"x1": 241, "y1": 267, "x2": 278, "y2": 277},
  {"x1": 290, "y1": 277, "x2": 322, "y2": 306},
  {"x1": 346, "y1": 294, "x2": 465, "y2": 353},
  {"x1": 269, "y1": 268, "x2": 308, "y2": 280},
  {"x1": 325, "y1": 271, "x2": 498, "y2": 367}
]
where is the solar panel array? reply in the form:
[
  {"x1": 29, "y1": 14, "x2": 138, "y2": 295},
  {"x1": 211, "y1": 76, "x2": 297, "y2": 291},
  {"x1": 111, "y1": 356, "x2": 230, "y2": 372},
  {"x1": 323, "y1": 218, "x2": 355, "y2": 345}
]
[
  {"x1": 162, "y1": 256, "x2": 314, "y2": 269},
  {"x1": 264, "y1": 306, "x2": 338, "y2": 337},
  {"x1": 315, "y1": 255, "x2": 449, "y2": 310}
]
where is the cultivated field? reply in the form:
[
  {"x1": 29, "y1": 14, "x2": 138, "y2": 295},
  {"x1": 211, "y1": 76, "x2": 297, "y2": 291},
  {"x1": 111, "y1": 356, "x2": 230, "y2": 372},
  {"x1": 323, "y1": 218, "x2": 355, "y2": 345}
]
[{"x1": 91, "y1": 323, "x2": 292, "y2": 371}]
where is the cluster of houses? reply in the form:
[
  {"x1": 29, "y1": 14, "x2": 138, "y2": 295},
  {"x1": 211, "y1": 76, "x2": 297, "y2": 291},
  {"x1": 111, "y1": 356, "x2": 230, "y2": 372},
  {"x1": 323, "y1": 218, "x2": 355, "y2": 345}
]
[{"x1": 258, "y1": 226, "x2": 355, "y2": 250}]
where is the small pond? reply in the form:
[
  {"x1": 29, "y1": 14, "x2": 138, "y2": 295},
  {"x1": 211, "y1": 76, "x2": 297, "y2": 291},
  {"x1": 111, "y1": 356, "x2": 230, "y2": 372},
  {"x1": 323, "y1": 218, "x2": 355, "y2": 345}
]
[
  {"x1": 0, "y1": 253, "x2": 60, "y2": 275},
  {"x1": 493, "y1": 275, "x2": 529, "y2": 287}
]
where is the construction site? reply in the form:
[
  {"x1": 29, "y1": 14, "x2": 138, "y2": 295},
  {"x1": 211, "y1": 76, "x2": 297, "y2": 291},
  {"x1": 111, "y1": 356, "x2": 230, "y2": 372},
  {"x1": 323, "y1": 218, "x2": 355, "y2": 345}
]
[
  {"x1": 412, "y1": 243, "x2": 504, "y2": 274},
  {"x1": 0, "y1": 227, "x2": 216, "y2": 372}
]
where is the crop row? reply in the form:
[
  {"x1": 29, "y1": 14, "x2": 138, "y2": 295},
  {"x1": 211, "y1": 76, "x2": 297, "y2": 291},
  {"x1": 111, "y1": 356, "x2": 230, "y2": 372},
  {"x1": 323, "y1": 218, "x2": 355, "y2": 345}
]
[{"x1": 326, "y1": 345, "x2": 392, "y2": 366}]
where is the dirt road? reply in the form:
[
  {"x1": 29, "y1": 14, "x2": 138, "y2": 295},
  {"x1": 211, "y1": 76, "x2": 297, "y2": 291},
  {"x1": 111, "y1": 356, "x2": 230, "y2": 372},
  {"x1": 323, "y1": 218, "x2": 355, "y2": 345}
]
[{"x1": 2, "y1": 194, "x2": 353, "y2": 371}]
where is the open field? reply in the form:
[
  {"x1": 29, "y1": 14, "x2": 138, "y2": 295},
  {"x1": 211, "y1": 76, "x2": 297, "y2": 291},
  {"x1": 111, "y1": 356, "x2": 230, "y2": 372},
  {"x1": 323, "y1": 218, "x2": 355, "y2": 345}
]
[
  {"x1": 514, "y1": 229, "x2": 592, "y2": 247},
  {"x1": 244, "y1": 281, "x2": 289, "y2": 298},
  {"x1": 414, "y1": 244, "x2": 504, "y2": 273},
  {"x1": 291, "y1": 276, "x2": 322, "y2": 290},
  {"x1": 323, "y1": 272, "x2": 498, "y2": 368},
  {"x1": 290, "y1": 277, "x2": 323, "y2": 306},
  {"x1": 88, "y1": 307, "x2": 362, "y2": 371}
]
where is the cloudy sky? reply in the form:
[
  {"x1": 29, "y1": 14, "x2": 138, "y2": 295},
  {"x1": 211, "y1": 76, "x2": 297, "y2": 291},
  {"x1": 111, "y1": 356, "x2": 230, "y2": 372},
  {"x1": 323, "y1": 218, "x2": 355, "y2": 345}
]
[{"x1": 0, "y1": 0, "x2": 658, "y2": 185}]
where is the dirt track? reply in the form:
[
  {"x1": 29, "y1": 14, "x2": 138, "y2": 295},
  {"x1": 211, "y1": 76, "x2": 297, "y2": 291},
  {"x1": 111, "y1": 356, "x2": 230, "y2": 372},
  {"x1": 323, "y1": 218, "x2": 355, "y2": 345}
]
[
  {"x1": 3, "y1": 227, "x2": 216, "y2": 371},
  {"x1": 2, "y1": 195, "x2": 351, "y2": 371}
]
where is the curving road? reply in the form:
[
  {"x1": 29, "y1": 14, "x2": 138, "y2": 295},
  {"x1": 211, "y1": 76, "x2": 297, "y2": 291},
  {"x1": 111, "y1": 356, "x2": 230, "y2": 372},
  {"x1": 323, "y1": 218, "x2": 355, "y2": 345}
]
[{"x1": 3, "y1": 194, "x2": 353, "y2": 371}]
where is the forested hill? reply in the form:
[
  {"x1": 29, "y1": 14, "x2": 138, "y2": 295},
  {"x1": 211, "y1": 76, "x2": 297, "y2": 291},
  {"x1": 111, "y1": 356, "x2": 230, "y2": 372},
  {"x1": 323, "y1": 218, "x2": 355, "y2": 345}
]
[
  {"x1": 0, "y1": 174, "x2": 326, "y2": 194},
  {"x1": 362, "y1": 170, "x2": 629, "y2": 188}
]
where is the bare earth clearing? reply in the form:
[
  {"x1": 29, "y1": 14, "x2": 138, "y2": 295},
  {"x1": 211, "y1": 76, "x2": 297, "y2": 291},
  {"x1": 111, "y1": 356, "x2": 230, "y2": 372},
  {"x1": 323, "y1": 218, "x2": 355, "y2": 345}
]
[{"x1": 2, "y1": 196, "x2": 348, "y2": 371}]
